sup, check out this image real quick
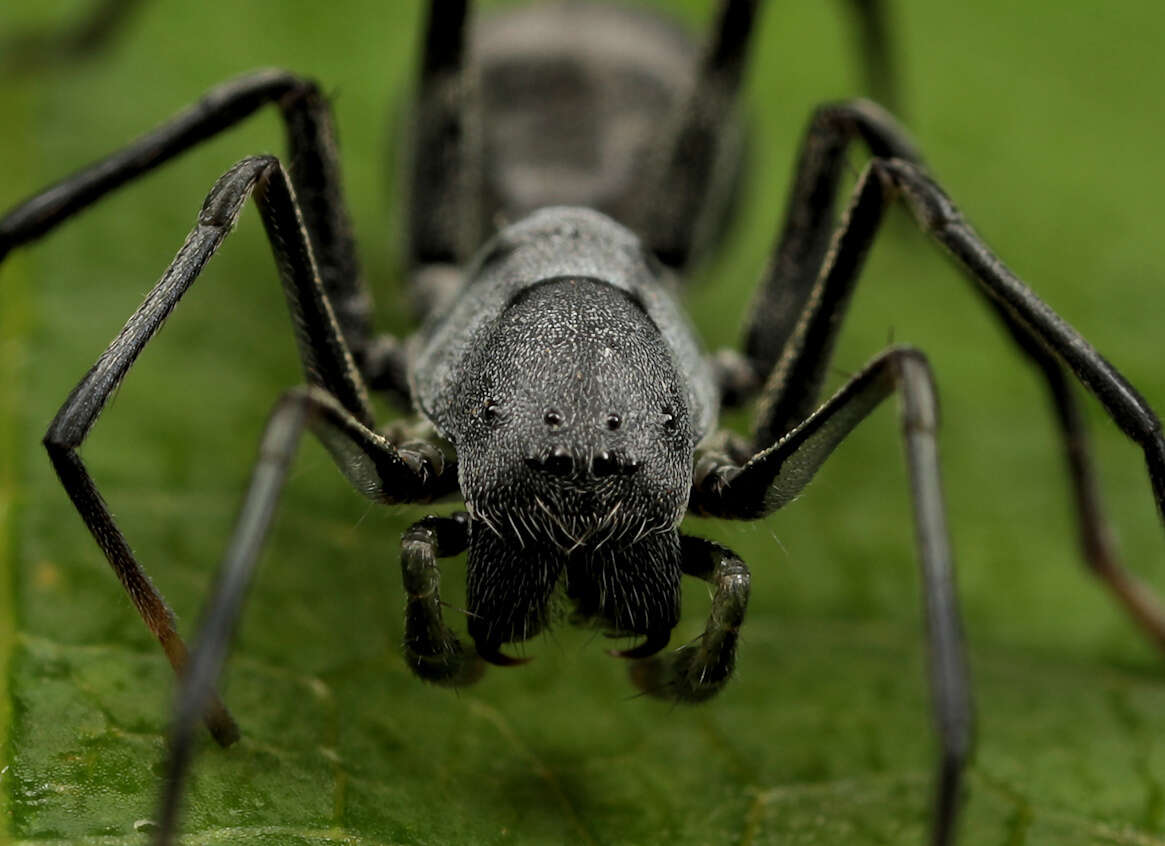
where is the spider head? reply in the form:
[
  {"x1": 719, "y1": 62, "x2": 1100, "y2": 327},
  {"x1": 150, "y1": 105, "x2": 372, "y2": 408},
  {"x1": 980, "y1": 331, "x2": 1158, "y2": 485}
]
[
  {"x1": 456, "y1": 276, "x2": 695, "y2": 549},
  {"x1": 450, "y1": 276, "x2": 696, "y2": 652}
]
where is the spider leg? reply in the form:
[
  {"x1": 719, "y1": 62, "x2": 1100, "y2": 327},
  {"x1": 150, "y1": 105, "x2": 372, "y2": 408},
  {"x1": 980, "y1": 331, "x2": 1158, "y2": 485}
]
[
  {"x1": 691, "y1": 347, "x2": 971, "y2": 846},
  {"x1": 409, "y1": 0, "x2": 474, "y2": 269},
  {"x1": 153, "y1": 386, "x2": 456, "y2": 846},
  {"x1": 403, "y1": 0, "x2": 481, "y2": 323},
  {"x1": 0, "y1": 69, "x2": 398, "y2": 392},
  {"x1": 639, "y1": 0, "x2": 760, "y2": 269},
  {"x1": 154, "y1": 390, "x2": 312, "y2": 846},
  {"x1": 985, "y1": 308, "x2": 1124, "y2": 618},
  {"x1": 640, "y1": 1, "x2": 901, "y2": 270},
  {"x1": 747, "y1": 151, "x2": 1165, "y2": 648},
  {"x1": 402, "y1": 514, "x2": 485, "y2": 684},
  {"x1": 42, "y1": 155, "x2": 454, "y2": 749},
  {"x1": 843, "y1": 0, "x2": 901, "y2": 114},
  {"x1": 735, "y1": 100, "x2": 920, "y2": 405},
  {"x1": 630, "y1": 535, "x2": 751, "y2": 704},
  {"x1": 0, "y1": 0, "x2": 143, "y2": 76}
]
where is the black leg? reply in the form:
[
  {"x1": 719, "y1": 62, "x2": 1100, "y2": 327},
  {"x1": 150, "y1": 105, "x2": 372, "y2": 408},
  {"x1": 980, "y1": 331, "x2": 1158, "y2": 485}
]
[
  {"x1": 0, "y1": 69, "x2": 389, "y2": 381},
  {"x1": 692, "y1": 347, "x2": 971, "y2": 846},
  {"x1": 639, "y1": 0, "x2": 760, "y2": 270},
  {"x1": 155, "y1": 389, "x2": 312, "y2": 846},
  {"x1": 408, "y1": 0, "x2": 475, "y2": 268},
  {"x1": 401, "y1": 513, "x2": 485, "y2": 685},
  {"x1": 403, "y1": 0, "x2": 482, "y2": 331},
  {"x1": 301, "y1": 393, "x2": 459, "y2": 506},
  {"x1": 40, "y1": 155, "x2": 449, "y2": 747},
  {"x1": 983, "y1": 305, "x2": 1163, "y2": 639},
  {"x1": 751, "y1": 153, "x2": 1165, "y2": 649},
  {"x1": 741, "y1": 99, "x2": 920, "y2": 406},
  {"x1": 639, "y1": 0, "x2": 901, "y2": 272},
  {"x1": 152, "y1": 385, "x2": 456, "y2": 846},
  {"x1": 0, "y1": 0, "x2": 143, "y2": 76},
  {"x1": 630, "y1": 535, "x2": 751, "y2": 703},
  {"x1": 843, "y1": 0, "x2": 901, "y2": 113},
  {"x1": 736, "y1": 100, "x2": 1165, "y2": 647}
]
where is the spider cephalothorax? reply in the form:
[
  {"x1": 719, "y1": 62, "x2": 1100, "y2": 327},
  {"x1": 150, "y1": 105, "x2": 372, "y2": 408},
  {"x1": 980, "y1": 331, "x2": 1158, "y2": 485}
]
[
  {"x1": 447, "y1": 272, "x2": 697, "y2": 548},
  {"x1": 413, "y1": 211, "x2": 707, "y2": 660}
]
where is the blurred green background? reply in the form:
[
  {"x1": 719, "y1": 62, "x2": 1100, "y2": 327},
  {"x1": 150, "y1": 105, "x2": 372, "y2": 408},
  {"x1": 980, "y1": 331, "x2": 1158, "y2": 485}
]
[{"x1": 1, "y1": 0, "x2": 1164, "y2": 843}]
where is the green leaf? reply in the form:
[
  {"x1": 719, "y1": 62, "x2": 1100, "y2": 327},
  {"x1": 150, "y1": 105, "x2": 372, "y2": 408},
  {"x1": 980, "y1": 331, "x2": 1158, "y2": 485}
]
[{"x1": 3, "y1": 1, "x2": 1165, "y2": 844}]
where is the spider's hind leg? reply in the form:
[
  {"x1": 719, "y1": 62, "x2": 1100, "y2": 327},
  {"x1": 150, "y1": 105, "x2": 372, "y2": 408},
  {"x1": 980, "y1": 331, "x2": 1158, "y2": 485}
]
[
  {"x1": 639, "y1": 0, "x2": 902, "y2": 271},
  {"x1": 0, "y1": 0, "x2": 144, "y2": 76},
  {"x1": 637, "y1": 0, "x2": 759, "y2": 270},
  {"x1": 844, "y1": 0, "x2": 902, "y2": 114}
]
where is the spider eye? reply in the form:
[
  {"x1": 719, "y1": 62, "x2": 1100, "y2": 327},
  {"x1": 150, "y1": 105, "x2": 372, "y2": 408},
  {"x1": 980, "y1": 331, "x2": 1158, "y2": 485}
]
[
  {"x1": 483, "y1": 402, "x2": 505, "y2": 426},
  {"x1": 661, "y1": 406, "x2": 677, "y2": 430},
  {"x1": 605, "y1": 413, "x2": 622, "y2": 431},
  {"x1": 543, "y1": 409, "x2": 563, "y2": 427}
]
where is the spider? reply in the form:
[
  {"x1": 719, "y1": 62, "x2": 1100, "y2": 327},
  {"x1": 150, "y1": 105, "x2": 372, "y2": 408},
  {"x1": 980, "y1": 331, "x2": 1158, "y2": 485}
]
[{"x1": 2, "y1": 1, "x2": 1164, "y2": 844}]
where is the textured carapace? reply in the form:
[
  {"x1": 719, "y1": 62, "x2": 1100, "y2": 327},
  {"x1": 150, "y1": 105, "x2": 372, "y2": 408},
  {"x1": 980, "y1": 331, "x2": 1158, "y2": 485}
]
[{"x1": 412, "y1": 207, "x2": 717, "y2": 655}]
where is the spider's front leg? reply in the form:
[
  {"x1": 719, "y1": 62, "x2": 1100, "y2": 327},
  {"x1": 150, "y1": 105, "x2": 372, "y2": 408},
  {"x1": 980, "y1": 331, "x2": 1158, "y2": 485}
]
[
  {"x1": 35, "y1": 151, "x2": 457, "y2": 750},
  {"x1": 155, "y1": 383, "x2": 457, "y2": 846},
  {"x1": 692, "y1": 347, "x2": 971, "y2": 846},
  {"x1": 0, "y1": 61, "x2": 436, "y2": 741},
  {"x1": 726, "y1": 100, "x2": 1165, "y2": 652}
]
